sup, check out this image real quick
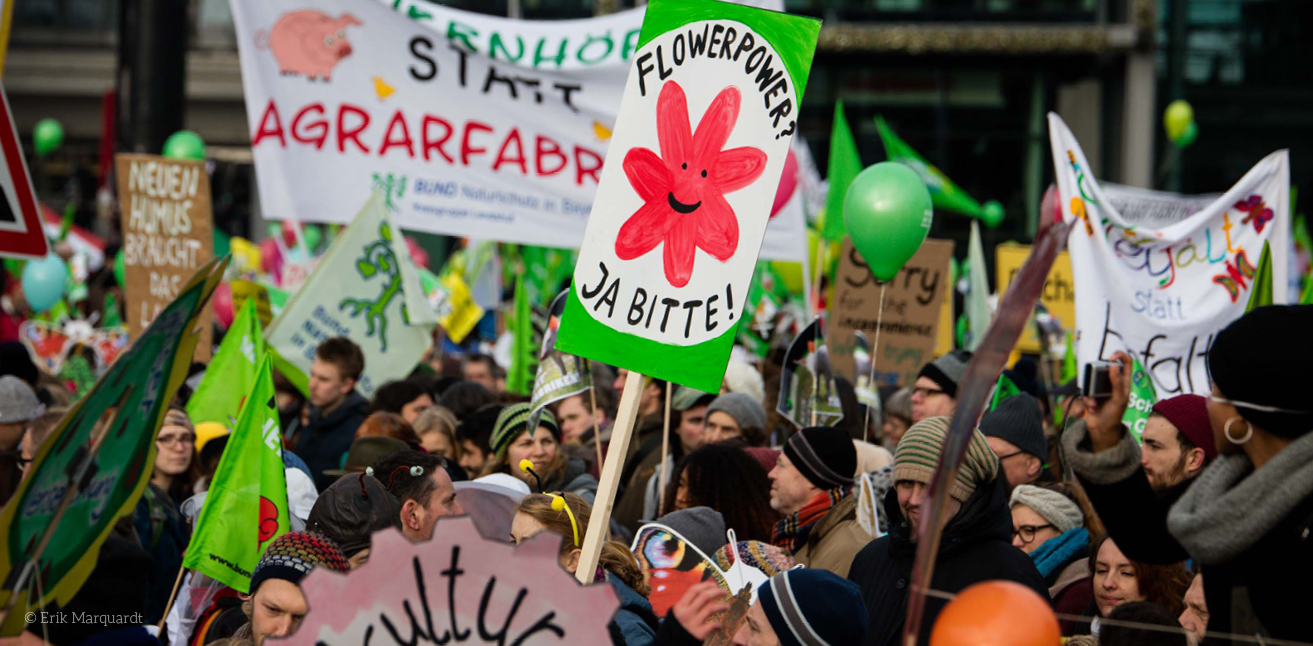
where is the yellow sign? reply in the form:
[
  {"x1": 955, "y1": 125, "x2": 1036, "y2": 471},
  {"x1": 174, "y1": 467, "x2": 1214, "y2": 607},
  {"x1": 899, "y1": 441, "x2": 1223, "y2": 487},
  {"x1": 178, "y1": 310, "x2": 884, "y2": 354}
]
[
  {"x1": 995, "y1": 244, "x2": 1075, "y2": 354},
  {"x1": 432, "y1": 273, "x2": 484, "y2": 344},
  {"x1": 935, "y1": 268, "x2": 954, "y2": 357}
]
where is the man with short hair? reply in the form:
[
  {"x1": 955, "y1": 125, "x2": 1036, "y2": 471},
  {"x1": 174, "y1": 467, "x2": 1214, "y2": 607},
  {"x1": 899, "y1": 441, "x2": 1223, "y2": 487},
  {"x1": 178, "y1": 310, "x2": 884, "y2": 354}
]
[
  {"x1": 613, "y1": 368, "x2": 665, "y2": 419},
  {"x1": 455, "y1": 404, "x2": 501, "y2": 475},
  {"x1": 555, "y1": 393, "x2": 608, "y2": 443},
  {"x1": 1139, "y1": 394, "x2": 1215, "y2": 491},
  {"x1": 849, "y1": 417, "x2": 1047, "y2": 646},
  {"x1": 979, "y1": 393, "x2": 1049, "y2": 492},
  {"x1": 703, "y1": 393, "x2": 768, "y2": 447},
  {"x1": 768, "y1": 426, "x2": 870, "y2": 577},
  {"x1": 1179, "y1": 572, "x2": 1209, "y2": 643},
  {"x1": 295, "y1": 337, "x2": 369, "y2": 490},
  {"x1": 375, "y1": 450, "x2": 461, "y2": 542},
  {"x1": 239, "y1": 532, "x2": 350, "y2": 646},
  {"x1": 673, "y1": 387, "x2": 716, "y2": 453},
  {"x1": 910, "y1": 350, "x2": 971, "y2": 423},
  {"x1": 461, "y1": 353, "x2": 499, "y2": 392}
]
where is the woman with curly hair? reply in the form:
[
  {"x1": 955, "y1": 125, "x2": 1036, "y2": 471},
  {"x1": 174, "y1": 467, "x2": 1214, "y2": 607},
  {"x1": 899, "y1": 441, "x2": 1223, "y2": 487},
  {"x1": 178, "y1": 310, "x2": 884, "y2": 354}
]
[{"x1": 661, "y1": 442, "x2": 779, "y2": 543}]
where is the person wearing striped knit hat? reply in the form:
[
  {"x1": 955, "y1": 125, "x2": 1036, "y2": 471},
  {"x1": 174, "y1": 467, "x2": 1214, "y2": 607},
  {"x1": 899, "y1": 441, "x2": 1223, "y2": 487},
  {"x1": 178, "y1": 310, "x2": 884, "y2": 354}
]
[
  {"x1": 216, "y1": 532, "x2": 350, "y2": 646},
  {"x1": 481, "y1": 403, "x2": 599, "y2": 502},
  {"x1": 847, "y1": 416, "x2": 1049, "y2": 646}
]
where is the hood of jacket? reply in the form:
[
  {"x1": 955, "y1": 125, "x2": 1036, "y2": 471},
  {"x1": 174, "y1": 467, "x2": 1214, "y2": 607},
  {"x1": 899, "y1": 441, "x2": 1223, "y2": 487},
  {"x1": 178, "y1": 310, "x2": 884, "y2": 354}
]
[
  {"x1": 885, "y1": 466, "x2": 1013, "y2": 561},
  {"x1": 308, "y1": 391, "x2": 369, "y2": 430},
  {"x1": 545, "y1": 456, "x2": 598, "y2": 495}
]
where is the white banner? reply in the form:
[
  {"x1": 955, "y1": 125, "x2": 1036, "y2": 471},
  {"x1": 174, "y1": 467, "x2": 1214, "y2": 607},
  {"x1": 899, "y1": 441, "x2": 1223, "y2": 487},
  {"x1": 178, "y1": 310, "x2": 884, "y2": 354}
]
[
  {"x1": 230, "y1": 0, "x2": 808, "y2": 260},
  {"x1": 1049, "y1": 113, "x2": 1289, "y2": 396}
]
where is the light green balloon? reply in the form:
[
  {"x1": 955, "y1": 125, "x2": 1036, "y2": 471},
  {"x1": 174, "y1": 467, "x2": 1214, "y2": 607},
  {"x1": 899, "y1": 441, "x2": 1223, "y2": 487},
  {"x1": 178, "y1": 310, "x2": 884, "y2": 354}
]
[
  {"x1": 303, "y1": 224, "x2": 323, "y2": 252},
  {"x1": 1174, "y1": 121, "x2": 1198, "y2": 149},
  {"x1": 162, "y1": 130, "x2": 206, "y2": 160},
  {"x1": 33, "y1": 119, "x2": 64, "y2": 156},
  {"x1": 981, "y1": 200, "x2": 1005, "y2": 228},
  {"x1": 843, "y1": 162, "x2": 934, "y2": 283},
  {"x1": 1164, "y1": 100, "x2": 1194, "y2": 142}
]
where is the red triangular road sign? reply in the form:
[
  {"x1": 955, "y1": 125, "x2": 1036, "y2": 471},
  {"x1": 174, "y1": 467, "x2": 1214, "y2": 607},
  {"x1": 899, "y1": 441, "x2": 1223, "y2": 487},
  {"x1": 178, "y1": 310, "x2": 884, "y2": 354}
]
[{"x1": 0, "y1": 81, "x2": 49, "y2": 259}]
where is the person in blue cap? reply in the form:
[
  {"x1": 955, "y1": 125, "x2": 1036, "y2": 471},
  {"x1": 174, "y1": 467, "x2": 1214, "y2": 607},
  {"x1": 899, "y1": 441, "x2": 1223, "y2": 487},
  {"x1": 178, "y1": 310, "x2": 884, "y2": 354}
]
[{"x1": 653, "y1": 568, "x2": 868, "y2": 646}]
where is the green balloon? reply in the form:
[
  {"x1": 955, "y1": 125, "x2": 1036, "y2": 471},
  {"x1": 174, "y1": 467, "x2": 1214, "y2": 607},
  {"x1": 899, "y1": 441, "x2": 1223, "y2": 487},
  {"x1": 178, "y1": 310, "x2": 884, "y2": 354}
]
[
  {"x1": 303, "y1": 224, "x2": 322, "y2": 252},
  {"x1": 33, "y1": 119, "x2": 64, "y2": 156},
  {"x1": 162, "y1": 130, "x2": 206, "y2": 160},
  {"x1": 114, "y1": 251, "x2": 125, "y2": 287},
  {"x1": 1163, "y1": 100, "x2": 1194, "y2": 142},
  {"x1": 1174, "y1": 121, "x2": 1198, "y2": 149},
  {"x1": 843, "y1": 162, "x2": 934, "y2": 283},
  {"x1": 981, "y1": 200, "x2": 1005, "y2": 228},
  {"x1": 213, "y1": 229, "x2": 231, "y2": 258}
]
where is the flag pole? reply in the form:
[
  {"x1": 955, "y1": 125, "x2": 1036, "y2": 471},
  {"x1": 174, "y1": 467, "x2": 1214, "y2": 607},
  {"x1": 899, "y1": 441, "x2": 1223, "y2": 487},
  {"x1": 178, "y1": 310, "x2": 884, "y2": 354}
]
[
  {"x1": 156, "y1": 567, "x2": 188, "y2": 633},
  {"x1": 862, "y1": 283, "x2": 888, "y2": 443},
  {"x1": 657, "y1": 384, "x2": 672, "y2": 517},
  {"x1": 575, "y1": 373, "x2": 646, "y2": 584}
]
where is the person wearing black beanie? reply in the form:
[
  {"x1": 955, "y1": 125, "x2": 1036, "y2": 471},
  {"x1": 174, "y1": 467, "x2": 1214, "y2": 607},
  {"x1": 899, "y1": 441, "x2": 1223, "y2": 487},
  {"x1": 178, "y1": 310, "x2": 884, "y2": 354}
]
[
  {"x1": 1060, "y1": 305, "x2": 1313, "y2": 644},
  {"x1": 769, "y1": 426, "x2": 871, "y2": 577},
  {"x1": 979, "y1": 393, "x2": 1048, "y2": 493}
]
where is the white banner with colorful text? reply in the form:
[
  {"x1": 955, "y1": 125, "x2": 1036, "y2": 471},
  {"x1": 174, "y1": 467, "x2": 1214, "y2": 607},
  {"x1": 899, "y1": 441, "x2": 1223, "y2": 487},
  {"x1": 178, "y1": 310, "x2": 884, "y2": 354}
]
[{"x1": 1049, "y1": 113, "x2": 1289, "y2": 397}]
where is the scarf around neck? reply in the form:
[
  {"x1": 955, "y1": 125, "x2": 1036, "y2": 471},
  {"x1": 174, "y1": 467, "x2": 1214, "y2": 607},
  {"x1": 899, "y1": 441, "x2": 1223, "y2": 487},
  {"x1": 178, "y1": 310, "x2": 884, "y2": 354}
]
[
  {"x1": 1167, "y1": 430, "x2": 1313, "y2": 564},
  {"x1": 773, "y1": 486, "x2": 851, "y2": 552},
  {"x1": 1030, "y1": 527, "x2": 1089, "y2": 579}
]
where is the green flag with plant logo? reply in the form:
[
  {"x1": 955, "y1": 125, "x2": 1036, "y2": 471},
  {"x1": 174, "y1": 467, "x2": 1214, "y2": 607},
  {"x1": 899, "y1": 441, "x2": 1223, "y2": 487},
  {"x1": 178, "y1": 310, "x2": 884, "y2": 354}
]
[
  {"x1": 187, "y1": 297, "x2": 265, "y2": 427},
  {"x1": 183, "y1": 355, "x2": 289, "y2": 593}
]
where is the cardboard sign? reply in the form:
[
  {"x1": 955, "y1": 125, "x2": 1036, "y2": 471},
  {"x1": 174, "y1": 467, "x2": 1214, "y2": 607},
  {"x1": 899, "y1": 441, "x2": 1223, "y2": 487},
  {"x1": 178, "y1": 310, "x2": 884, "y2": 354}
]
[
  {"x1": 996, "y1": 244, "x2": 1074, "y2": 354},
  {"x1": 0, "y1": 258, "x2": 225, "y2": 636},
  {"x1": 115, "y1": 153, "x2": 214, "y2": 359},
  {"x1": 1049, "y1": 114, "x2": 1289, "y2": 395},
  {"x1": 830, "y1": 238, "x2": 954, "y2": 388},
  {"x1": 556, "y1": 0, "x2": 821, "y2": 392},
  {"x1": 283, "y1": 519, "x2": 619, "y2": 645}
]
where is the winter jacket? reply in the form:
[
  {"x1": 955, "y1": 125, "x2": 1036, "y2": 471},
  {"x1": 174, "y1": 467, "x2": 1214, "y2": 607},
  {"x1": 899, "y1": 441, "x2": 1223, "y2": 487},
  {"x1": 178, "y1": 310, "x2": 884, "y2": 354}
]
[
  {"x1": 543, "y1": 455, "x2": 600, "y2": 504},
  {"x1": 1063, "y1": 419, "x2": 1313, "y2": 644},
  {"x1": 792, "y1": 493, "x2": 873, "y2": 578},
  {"x1": 651, "y1": 611, "x2": 701, "y2": 646},
  {"x1": 612, "y1": 416, "x2": 670, "y2": 532},
  {"x1": 848, "y1": 470, "x2": 1049, "y2": 646},
  {"x1": 295, "y1": 391, "x2": 369, "y2": 491},
  {"x1": 133, "y1": 483, "x2": 189, "y2": 624},
  {"x1": 608, "y1": 575, "x2": 659, "y2": 646},
  {"x1": 1051, "y1": 556, "x2": 1091, "y2": 635}
]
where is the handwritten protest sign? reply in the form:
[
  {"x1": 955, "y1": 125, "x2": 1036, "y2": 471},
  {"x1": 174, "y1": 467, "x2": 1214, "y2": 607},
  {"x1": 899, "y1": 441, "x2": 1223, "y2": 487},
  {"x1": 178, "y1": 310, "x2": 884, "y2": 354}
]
[
  {"x1": 996, "y1": 244, "x2": 1074, "y2": 354},
  {"x1": 115, "y1": 153, "x2": 214, "y2": 359},
  {"x1": 830, "y1": 238, "x2": 953, "y2": 388},
  {"x1": 283, "y1": 519, "x2": 619, "y2": 645},
  {"x1": 556, "y1": 0, "x2": 820, "y2": 392},
  {"x1": 1049, "y1": 114, "x2": 1289, "y2": 396},
  {"x1": 0, "y1": 258, "x2": 224, "y2": 636}
]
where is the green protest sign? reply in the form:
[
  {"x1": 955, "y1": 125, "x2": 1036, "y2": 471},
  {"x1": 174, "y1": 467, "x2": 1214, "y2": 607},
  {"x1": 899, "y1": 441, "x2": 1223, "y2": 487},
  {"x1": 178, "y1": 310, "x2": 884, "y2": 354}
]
[
  {"x1": 557, "y1": 0, "x2": 821, "y2": 392},
  {"x1": 0, "y1": 257, "x2": 226, "y2": 635},
  {"x1": 1124, "y1": 356, "x2": 1159, "y2": 442}
]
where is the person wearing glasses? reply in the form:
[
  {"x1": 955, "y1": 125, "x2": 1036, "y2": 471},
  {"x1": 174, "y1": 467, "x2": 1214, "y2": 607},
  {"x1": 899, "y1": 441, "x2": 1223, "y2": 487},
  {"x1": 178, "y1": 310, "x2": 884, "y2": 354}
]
[
  {"x1": 133, "y1": 406, "x2": 198, "y2": 624},
  {"x1": 1062, "y1": 305, "x2": 1313, "y2": 643},
  {"x1": 0, "y1": 375, "x2": 44, "y2": 507},
  {"x1": 1010, "y1": 484, "x2": 1093, "y2": 634},
  {"x1": 909, "y1": 350, "x2": 971, "y2": 423},
  {"x1": 981, "y1": 393, "x2": 1050, "y2": 493}
]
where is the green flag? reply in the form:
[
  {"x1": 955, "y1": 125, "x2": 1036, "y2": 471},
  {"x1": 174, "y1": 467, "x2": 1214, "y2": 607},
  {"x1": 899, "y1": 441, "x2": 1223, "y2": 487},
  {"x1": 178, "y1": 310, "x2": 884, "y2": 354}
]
[
  {"x1": 183, "y1": 355, "x2": 290, "y2": 593},
  {"x1": 989, "y1": 372, "x2": 1021, "y2": 411},
  {"x1": 822, "y1": 101, "x2": 862, "y2": 241},
  {"x1": 187, "y1": 297, "x2": 265, "y2": 427},
  {"x1": 1245, "y1": 241, "x2": 1273, "y2": 313},
  {"x1": 875, "y1": 115, "x2": 998, "y2": 223},
  {"x1": 964, "y1": 220, "x2": 990, "y2": 350},
  {"x1": 102, "y1": 292, "x2": 123, "y2": 329},
  {"x1": 506, "y1": 277, "x2": 536, "y2": 396},
  {"x1": 1123, "y1": 356, "x2": 1159, "y2": 442},
  {"x1": 1061, "y1": 334, "x2": 1078, "y2": 383}
]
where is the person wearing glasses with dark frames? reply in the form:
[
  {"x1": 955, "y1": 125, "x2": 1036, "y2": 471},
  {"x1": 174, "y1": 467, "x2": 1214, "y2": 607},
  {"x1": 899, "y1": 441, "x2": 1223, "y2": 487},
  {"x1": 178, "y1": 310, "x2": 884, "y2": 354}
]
[
  {"x1": 1061, "y1": 305, "x2": 1313, "y2": 644},
  {"x1": 1010, "y1": 483, "x2": 1093, "y2": 634},
  {"x1": 909, "y1": 350, "x2": 971, "y2": 423}
]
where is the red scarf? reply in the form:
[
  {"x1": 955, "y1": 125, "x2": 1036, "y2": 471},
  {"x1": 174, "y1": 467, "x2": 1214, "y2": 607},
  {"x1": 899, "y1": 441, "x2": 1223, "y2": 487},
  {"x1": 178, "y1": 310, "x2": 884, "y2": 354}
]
[{"x1": 772, "y1": 486, "x2": 851, "y2": 552}]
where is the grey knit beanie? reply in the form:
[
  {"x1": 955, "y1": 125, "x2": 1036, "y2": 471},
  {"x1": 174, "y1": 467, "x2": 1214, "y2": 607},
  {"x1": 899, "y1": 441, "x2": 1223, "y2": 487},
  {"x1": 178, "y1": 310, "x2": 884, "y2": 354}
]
[
  {"x1": 0, "y1": 376, "x2": 43, "y2": 424},
  {"x1": 655, "y1": 506, "x2": 727, "y2": 557},
  {"x1": 1009, "y1": 484, "x2": 1084, "y2": 533},
  {"x1": 706, "y1": 393, "x2": 767, "y2": 433}
]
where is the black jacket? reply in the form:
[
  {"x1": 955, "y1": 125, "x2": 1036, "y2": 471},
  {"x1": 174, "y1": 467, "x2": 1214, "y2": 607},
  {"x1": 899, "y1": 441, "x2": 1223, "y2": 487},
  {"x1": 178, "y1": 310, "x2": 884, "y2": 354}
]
[
  {"x1": 848, "y1": 471, "x2": 1049, "y2": 646},
  {"x1": 296, "y1": 391, "x2": 369, "y2": 491}
]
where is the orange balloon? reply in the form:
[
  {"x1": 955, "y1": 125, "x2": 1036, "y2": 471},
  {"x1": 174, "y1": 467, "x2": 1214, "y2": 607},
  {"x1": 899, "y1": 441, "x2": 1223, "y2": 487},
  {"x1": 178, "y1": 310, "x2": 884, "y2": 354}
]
[{"x1": 930, "y1": 580, "x2": 1060, "y2": 646}]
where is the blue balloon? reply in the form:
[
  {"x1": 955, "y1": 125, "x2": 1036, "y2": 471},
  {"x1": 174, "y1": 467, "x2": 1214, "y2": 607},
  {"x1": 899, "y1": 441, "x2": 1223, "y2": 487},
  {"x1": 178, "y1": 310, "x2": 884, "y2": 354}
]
[{"x1": 22, "y1": 254, "x2": 68, "y2": 313}]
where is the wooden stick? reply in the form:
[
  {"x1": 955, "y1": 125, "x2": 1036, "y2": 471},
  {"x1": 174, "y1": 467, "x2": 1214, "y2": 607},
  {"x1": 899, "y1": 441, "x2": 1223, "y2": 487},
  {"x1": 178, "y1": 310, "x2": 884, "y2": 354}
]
[
  {"x1": 810, "y1": 240, "x2": 826, "y2": 316},
  {"x1": 861, "y1": 283, "x2": 888, "y2": 443},
  {"x1": 156, "y1": 567, "x2": 188, "y2": 633},
  {"x1": 657, "y1": 384, "x2": 672, "y2": 517},
  {"x1": 575, "y1": 374, "x2": 646, "y2": 584}
]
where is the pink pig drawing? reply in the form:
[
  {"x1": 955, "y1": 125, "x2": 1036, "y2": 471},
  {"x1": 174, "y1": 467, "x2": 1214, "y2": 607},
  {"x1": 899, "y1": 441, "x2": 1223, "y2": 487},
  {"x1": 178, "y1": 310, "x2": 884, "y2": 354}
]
[{"x1": 263, "y1": 11, "x2": 362, "y2": 82}]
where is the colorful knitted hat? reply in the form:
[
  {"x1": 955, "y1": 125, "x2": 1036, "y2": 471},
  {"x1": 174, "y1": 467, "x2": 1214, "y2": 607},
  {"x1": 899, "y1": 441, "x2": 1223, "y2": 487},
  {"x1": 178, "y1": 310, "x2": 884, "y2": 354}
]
[
  {"x1": 892, "y1": 416, "x2": 998, "y2": 503},
  {"x1": 248, "y1": 531, "x2": 350, "y2": 595},
  {"x1": 490, "y1": 403, "x2": 560, "y2": 457},
  {"x1": 714, "y1": 540, "x2": 795, "y2": 578}
]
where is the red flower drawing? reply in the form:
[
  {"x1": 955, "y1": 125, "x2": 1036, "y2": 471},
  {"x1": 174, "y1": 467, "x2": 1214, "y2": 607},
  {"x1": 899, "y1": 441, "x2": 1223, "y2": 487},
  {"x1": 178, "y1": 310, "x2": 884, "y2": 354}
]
[{"x1": 615, "y1": 81, "x2": 766, "y2": 288}]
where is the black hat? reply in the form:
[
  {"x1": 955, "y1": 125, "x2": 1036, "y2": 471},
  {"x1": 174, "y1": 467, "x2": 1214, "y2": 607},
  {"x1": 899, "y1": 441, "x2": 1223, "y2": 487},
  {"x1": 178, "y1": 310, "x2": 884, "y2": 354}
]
[
  {"x1": 784, "y1": 427, "x2": 856, "y2": 490},
  {"x1": 307, "y1": 474, "x2": 401, "y2": 556},
  {"x1": 978, "y1": 393, "x2": 1047, "y2": 460},
  {"x1": 1210, "y1": 305, "x2": 1313, "y2": 437},
  {"x1": 918, "y1": 350, "x2": 972, "y2": 398}
]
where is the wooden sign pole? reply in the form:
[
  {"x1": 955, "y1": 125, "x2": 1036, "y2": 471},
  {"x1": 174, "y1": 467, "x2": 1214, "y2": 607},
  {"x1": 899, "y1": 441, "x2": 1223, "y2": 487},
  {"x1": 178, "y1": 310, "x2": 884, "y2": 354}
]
[
  {"x1": 657, "y1": 385, "x2": 672, "y2": 517},
  {"x1": 575, "y1": 373, "x2": 646, "y2": 584}
]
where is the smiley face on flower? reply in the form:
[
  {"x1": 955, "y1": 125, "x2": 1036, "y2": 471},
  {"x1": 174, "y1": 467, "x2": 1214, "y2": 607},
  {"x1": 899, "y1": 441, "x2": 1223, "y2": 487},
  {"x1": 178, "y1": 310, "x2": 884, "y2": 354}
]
[{"x1": 615, "y1": 81, "x2": 766, "y2": 288}]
